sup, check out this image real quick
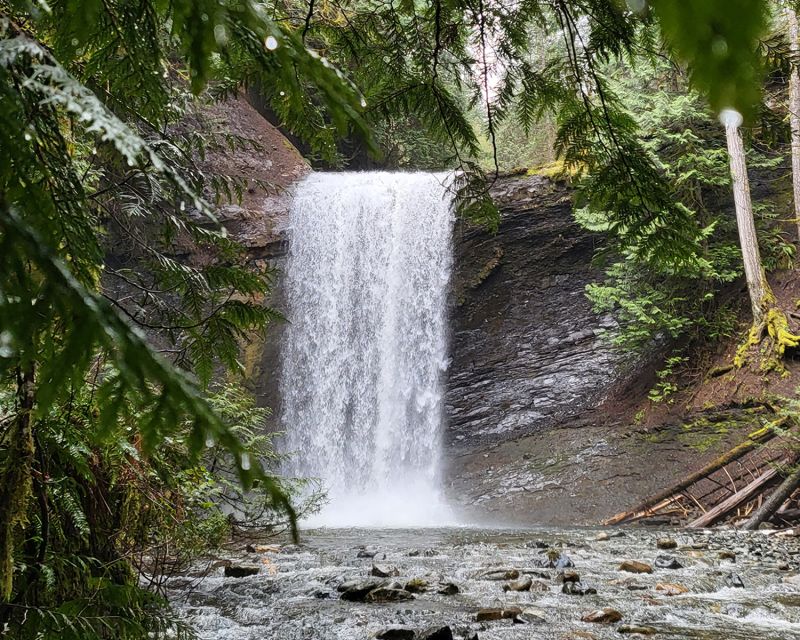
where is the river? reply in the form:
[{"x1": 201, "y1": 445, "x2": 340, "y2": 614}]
[{"x1": 171, "y1": 525, "x2": 800, "y2": 639}]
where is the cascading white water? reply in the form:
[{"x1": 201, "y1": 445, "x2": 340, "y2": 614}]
[{"x1": 280, "y1": 172, "x2": 455, "y2": 527}]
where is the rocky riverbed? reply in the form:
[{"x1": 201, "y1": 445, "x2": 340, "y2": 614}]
[{"x1": 169, "y1": 527, "x2": 800, "y2": 639}]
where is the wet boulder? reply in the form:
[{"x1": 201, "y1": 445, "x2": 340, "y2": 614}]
[
  {"x1": 338, "y1": 578, "x2": 385, "y2": 601},
  {"x1": 654, "y1": 555, "x2": 683, "y2": 570},
  {"x1": 372, "y1": 564, "x2": 400, "y2": 578},
  {"x1": 357, "y1": 547, "x2": 379, "y2": 559},
  {"x1": 556, "y1": 570, "x2": 580, "y2": 584},
  {"x1": 419, "y1": 626, "x2": 454, "y2": 640},
  {"x1": 365, "y1": 587, "x2": 415, "y2": 603},
  {"x1": 657, "y1": 538, "x2": 677, "y2": 550},
  {"x1": 518, "y1": 607, "x2": 547, "y2": 624},
  {"x1": 223, "y1": 563, "x2": 260, "y2": 578},
  {"x1": 503, "y1": 576, "x2": 533, "y2": 592},
  {"x1": 725, "y1": 573, "x2": 745, "y2": 588},
  {"x1": 405, "y1": 577, "x2": 429, "y2": 593},
  {"x1": 437, "y1": 581, "x2": 460, "y2": 595},
  {"x1": 475, "y1": 606, "x2": 522, "y2": 622},
  {"x1": 561, "y1": 582, "x2": 597, "y2": 595},
  {"x1": 618, "y1": 561, "x2": 652, "y2": 574},
  {"x1": 375, "y1": 628, "x2": 415, "y2": 640},
  {"x1": 655, "y1": 582, "x2": 688, "y2": 596},
  {"x1": 581, "y1": 608, "x2": 623, "y2": 624}
]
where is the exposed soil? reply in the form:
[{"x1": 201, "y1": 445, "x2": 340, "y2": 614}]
[{"x1": 447, "y1": 265, "x2": 800, "y2": 527}]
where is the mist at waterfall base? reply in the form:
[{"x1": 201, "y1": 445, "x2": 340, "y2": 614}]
[{"x1": 280, "y1": 172, "x2": 458, "y2": 528}]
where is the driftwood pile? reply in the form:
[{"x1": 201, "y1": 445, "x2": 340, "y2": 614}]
[{"x1": 606, "y1": 417, "x2": 800, "y2": 530}]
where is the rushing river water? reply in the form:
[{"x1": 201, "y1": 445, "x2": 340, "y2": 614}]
[
  {"x1": 171, "y1": 526, "x2": 800, "y2": 639},
  {"x1": 172, "y1": 172, "x2": 800, "y2": 638}
]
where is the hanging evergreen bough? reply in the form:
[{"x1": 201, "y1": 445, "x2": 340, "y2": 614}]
[{"x1": 0, "y1": 0, "x2": 795, "y2": 636}]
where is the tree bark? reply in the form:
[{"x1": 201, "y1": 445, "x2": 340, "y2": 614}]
[
  {"x1": 688, "y1": 465, "x2": 781, "y2": 528},
  {"x1": 787, "y1": 7, "x2": 800, "y2": 240},
  {"x1": 741, "y1": 463, "x2": 800, "y2": 530},
  {"x1": 603, "y1": 421, "x2": 781, "y2": 525},
  {"x1": 0, "y1": 364, "x2": 36, "y2": 601},
  {"x1": 724, "y1": 116, "x2": 770, "y2": 324}
]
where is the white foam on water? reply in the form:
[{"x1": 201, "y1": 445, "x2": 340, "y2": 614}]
[{"x1": 280, "y1": 172, "x2": 456, "y2": 528}]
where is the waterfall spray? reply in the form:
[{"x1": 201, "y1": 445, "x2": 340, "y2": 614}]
[{"x1": 280, "y1": 172, "x2": 455, "y2": 527}]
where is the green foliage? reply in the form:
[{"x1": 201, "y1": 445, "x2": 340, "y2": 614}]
[
  {"x1": 0, "y1": 0, "x2": 369, "y2": 634},
  {"x1": 0, "y1": 0, "x2": 794, "y2": 636},
  {"x1": 583, "y1": 56, "x2": 788, "y2": 360},
  {"x1": 648, "y1": 355, "x2": 688, "y2": 403},
  {"x1": 650, "y1": 0, "x2": 769, "y2": 121},
  {"x1": 0, "y1": 379, "x2": 299, "y2": 639}
]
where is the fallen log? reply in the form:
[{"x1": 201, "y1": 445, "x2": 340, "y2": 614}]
[
  {"x1": 604, "y1": 420, "x2": 783, "y2": 525},
  {"x1": 773, "y1": 507, "x2": 800, "y2": 521},
  {"x1": 687, "y1": 466, "x2": 781, "y2": 528},
  {"x1": 740, "y1": 464, "x2": 800, "y2": 530}
]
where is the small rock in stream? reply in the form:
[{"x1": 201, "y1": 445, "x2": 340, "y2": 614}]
[
  {"x1": 436, "y1": 581, "x2": 460, "y2": 595},
  {"x1": 376, "y1": 628, "x2": 415, "y2": 640},
  {"x1": 503, "y1": 576, "x2": 533, "y2": 592},
  {"x1": 338, "y1": 578, "x2": 385, "y2": 601},
  {"x1": 357, "y1": 547, "x2": 379, "y2": 559},
  {"x1": 371, "y1": 564, "x2": 400, "y2": 578},
  {"x1": 526, "y1": 540, "x2": 550, "y2": 549},
  {"x1": 518, "y1": 607, "x2": 547, "y2": 624},
  {"x1": 718, "y1": 550, "x2": 736, "y2": 561},
  {"x1": 555, "y1": 553, "x2": 575, "y2": 570},
  {"x1": 365, "y1": 587, "x2": 415, "y2": 603},
  {"x1": 655, "y1": 582, "x2": 688, "y2": 596},
  {"x1": 530, "y1": 579, "x2": 550, "y2": 592},
  {"x1": 725, "y1": 573, "x2": 745, "y2": 589},
  {"x1": 595, "y1": 531, "x2": 625, "y2": 541},
  {"x1": 618, "y1": 624, "x2": 657, "y2": 635},
  {"x1": 405, "y1": 577, "x2": 428, "y2": 593},
  {"x1": 475, "y1": 607, "x2": 522, "y2": 622},
  {"x1": 581, "y1": 608, "x2": 623, "y2": 624},
  {"x1": 561, "y1": 582, "x2": 596, "y2": 595},
  {"x1": 656, "y1": 538, "x2": 677, "y2": 550},
  {"x1": 418, "y1": 625, "x2": 454, "y2": 640},
  {"x1": 619, "y1": 560, "x2": 652, "y2": 574},
  {"x1": 479, "y1": 568, "x2": 519, "y2": 580},
  {"x1": 556, "y1": 570, "x2": 580, "y2": 584},
  {"x1": 223, "y1": 563, "x2": 260, "y2": 578},
  {"x1": 654, "y1": 555, "x2": 683, "y2": 570}
]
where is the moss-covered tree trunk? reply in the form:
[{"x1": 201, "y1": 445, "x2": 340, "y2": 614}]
[
  {"x1": 0, "y1": 364, "x2": 35, "y2": 601},
  {"x1": 787, "y1": 6, "x2": 800, "y2": 240},
  {"x1": 723, "y1": 113, "x2": 770, "y2": 323},
  {"x1": 724, "y1": 112, "x2": 800, "y2": 365}
]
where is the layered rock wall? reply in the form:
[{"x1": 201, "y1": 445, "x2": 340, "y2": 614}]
[{"x1": 446, "y1": 175, "x2": 626, "y2": 451}]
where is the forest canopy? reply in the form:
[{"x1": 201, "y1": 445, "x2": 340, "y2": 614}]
[{"x1": 0, "y1": 0, "x2": 796, "y2": 638}]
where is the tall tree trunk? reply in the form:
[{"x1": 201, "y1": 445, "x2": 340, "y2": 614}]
[
  {"x1": 724, "y1": 113, "x2": 771, "y2": 325},
  {"x1": 787, "y1": 7, "x2": 800, "y2": 240},
  {"x1": 0, "y1": 364, "x2": 36, "y2": 601}
]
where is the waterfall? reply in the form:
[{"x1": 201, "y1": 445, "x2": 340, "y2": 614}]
[{"x1": 280, "y1": 172, "x2": 455, "y2": 527}]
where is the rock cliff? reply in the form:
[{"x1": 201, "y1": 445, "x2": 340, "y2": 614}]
[{"x1": 447, "y1": 175, "x2": 626, "y2": 451}]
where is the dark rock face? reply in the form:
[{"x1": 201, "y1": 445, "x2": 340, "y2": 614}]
[
  {"x1": 223, "y1": 563, "x2": 260, "y2": 578},
  {"x1": 447, "y1": 174, "x2": 624, "y2": 450}
]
